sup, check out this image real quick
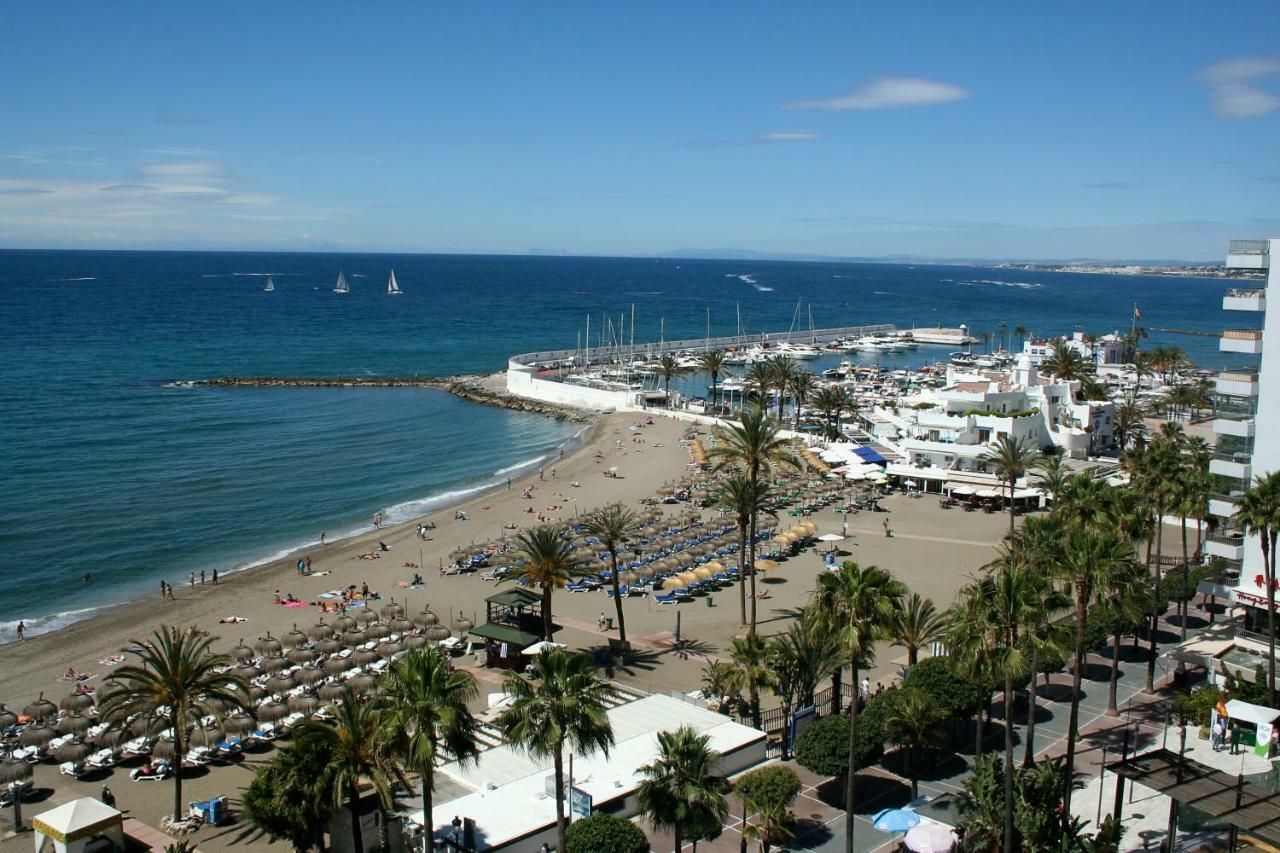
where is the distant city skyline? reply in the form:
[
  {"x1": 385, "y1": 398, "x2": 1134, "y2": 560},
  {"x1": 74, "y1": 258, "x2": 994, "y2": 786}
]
[{"x1": 3, "y1": 2, "x2": 1278, "y2": 260}]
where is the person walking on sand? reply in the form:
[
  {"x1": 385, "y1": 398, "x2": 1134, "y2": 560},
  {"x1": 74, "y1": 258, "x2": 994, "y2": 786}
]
[
  {"x1": 212, "y1": 569, "x2": 218, "y2": 584},
  {"x1": 372, "y1": 513, "x2": 382, "y2": 530},
  {"x1": 882, "y1": 518, "x2": 891, "y2": 538},
  {"x1": 320, "y1": 531, "x2": 326, "y2": 545},
  {"x1": 200, "y1": 570, "x2": 206, "y2": 586},
  {"x1": 189, "y1": 572, "x2": 196, "y2": 589},
  {"x1": 16, "y1": 621, "x2": 25, "y2": 641},
  {"x1": 507, "y1": 478, "x2": 512, "y2": 490},
  {"x1": 539, "y1": 467, "x2": 545, "y2": 481}
]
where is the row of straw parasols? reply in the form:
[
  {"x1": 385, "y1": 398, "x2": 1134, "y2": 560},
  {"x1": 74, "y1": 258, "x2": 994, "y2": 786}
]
[{"x1": 772, "y1": 519, "x2": 817, "y2": 548}]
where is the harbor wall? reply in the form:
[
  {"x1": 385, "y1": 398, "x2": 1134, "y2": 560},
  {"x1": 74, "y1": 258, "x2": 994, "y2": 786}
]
[{"x1": 505, "y1": 322, "x2": 897, "y2": 412}]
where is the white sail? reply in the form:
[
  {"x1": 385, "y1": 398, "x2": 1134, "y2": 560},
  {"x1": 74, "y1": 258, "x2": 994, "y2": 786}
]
[
  {"x1": 264, "y1": 276, "x2": 274, "y2": 292},
  {"x1": 333, "y1": 271, "x2": 349, "y2": 293},
  {"x1": 387, "y1": 269, "x2": 402, "y2": 295}
]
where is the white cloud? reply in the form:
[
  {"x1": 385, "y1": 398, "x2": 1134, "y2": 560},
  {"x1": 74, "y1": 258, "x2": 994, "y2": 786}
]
[
  {"x1": 785, "y1": 76, "x2": 969, "y2": 111},
  {"x1": 1197, "y1": 56, "x2": 1280, "y2": 117},
  {"x1": 756, "y1": 131, "x2": 823, "y2": 142}
]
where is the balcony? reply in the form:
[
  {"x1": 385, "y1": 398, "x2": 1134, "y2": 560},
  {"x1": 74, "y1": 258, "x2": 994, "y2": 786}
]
[
  {"x1": 1223, "y1": 286, "x2": 1267, "y2": 311},
  {"x1": 1226, "y1": 240, "x2": 1270, "y2": 273},
  {"x1": 1221, "y1": 328, "x2": 1264, "y2": 355},
  {"x1": 1215, "y1": 369, "x2": 1260, "y2": 397},
  {"x1": 1210, "y1": 493, "x2": 1242, "y2": 518},
  {"x1": 1206, "y1": 530, "x2": 1245, "y2": 562}
]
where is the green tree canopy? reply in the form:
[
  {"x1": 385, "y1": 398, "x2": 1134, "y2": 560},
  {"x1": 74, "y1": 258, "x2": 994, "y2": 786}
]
[{"x1": 563, "y1": 814, "x2": 649, "y2": 853}]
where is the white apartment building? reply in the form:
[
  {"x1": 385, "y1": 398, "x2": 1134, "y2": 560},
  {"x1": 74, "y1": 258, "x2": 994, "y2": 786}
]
[
  {"x1": 870, "y1": 356, "x2": 1115, "y2": 490},
  {"x1": 1199, "y1": 239, "x2": 1275, "y2": 616},
  {"x1": 1023, "y1": 330, "x2": 1130, "y2": 368}
]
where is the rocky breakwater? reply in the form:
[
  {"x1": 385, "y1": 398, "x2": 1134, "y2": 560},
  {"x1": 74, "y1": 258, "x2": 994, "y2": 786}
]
[{"x1": 195, "y1": 373, "x2": 594, "y2": 422}]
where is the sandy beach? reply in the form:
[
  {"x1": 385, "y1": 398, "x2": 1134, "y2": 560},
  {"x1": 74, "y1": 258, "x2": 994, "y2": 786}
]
[{"x1": 0, "y1": 408, "x2": 1008, "y2": 852}]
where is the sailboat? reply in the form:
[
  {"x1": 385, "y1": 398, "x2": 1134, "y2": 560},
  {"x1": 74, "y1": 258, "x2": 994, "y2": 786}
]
[
  {"x1": 263, "y1": 276, "x2": 274, "y2": 292},
  {"x1": 333, "y1": 271, "x2": 349, "y2": 294},
  {"x1": 386, "y1": 270, "x2": 403, "y2": 296}
]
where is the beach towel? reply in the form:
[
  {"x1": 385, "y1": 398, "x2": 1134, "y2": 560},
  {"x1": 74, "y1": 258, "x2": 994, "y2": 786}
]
[
  {"x1": 283, "y1": 600, "x2": 307, "y2": 608},
  {"x1": 98, "y1": 654, "x2": 125, "y2": 666},
  {"x1": 304, "y1": 571, "x2": 331, "y2": 578},
  {"x1": 317, "y1": 591, "x2": 341, "y2": 600}
]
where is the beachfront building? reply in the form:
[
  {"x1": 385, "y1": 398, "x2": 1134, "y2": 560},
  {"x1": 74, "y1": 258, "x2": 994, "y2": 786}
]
[
  {"x1": 1023, "y1": 330, "x2": 1130, "y2": 369},
  {"x1": 869, "y1": 354, "x2": 1114, "y2": 492},
  {"x1": 1197, "y1": 239, "x2": 1276, "y2": 634},
  {"x1": 414, "y1": 692, "x2": 766, "y2": 851}
]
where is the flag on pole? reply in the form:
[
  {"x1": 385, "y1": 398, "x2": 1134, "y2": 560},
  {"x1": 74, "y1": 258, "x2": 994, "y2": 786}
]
[
  {"x1": 1133, "y1": 304, "x2": 1141, "y2": 320},
  {"x1": 1216, "y1": 699, "x2": 1230, "y2": 719}
]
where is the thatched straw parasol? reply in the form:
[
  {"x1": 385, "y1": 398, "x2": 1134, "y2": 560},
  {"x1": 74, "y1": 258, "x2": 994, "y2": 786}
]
[
  {"x1": 281, "y1": 626, "x2": 308, "y2": 649},
  {"x1": 354, "y1": 609, "x2": 378, "y2": 626},
  {"x1": 287, "y1": 647, "x2": 317, "y2": 664},
  {"x1": 264, "y1": 675, "x2": 295, "y2": 695},
  {"x1": 0, "y1": 704, "x2": 17, "y2": 730},
  {"x1": 376, "y1": 640, "x2": 403, "y2": 659},
  {"x1": 323, "y1": 657, "x2": 351, "y2": 675},
  {"x1": 425, "y1": 625, "x2": 451, "y2": 642},
  {"x1": 230, "y1": 664, "x2": 260, "y2": 683},
  {"x1": 0, "y1": 755, "x2": 33, "y2": 784},
  {"x1": 229, "y1": 640, "x2": 256, "y2": 662},
  {"x1": 151, "y1": 736, "x2": 177, "y2": 761},
  {"x1": 318, "y1": 682, "x2": 346, "y2": 701},
  {"x1": 693, "y1": 566, "x2": 714, "y2": 580},
  {"x1": 24, "y1": 694, "x2": 57, "y2": 721},
  {"x1": 306, "y1": 621, "x2": 332, "y2": 642},
  {"x1": 314, "y1": 637, "x2": 342, "y2": 654},
  {"x1": 19, "y1": 721, "x2": 55, "y2": 748},
  {"x1": 223, "y1": 712, "x2": 255, "y2": 735},
  {"x1": 287, "y1": 693, "x2": 319, "y2": 714},
  {"x1": 331, "y1": 614, "x2": 357, "y2": 632},
  {"x1": 341, "y1": 629, "x2": 367, "y2": 648},
  {"x1": 366, "y1": 622, "x2": 391, "y2": 641},
  {"x1": 59, "y1": 692, "x2": 95, "y2": 713},
  {"x1": 380, "y1": 601, "x2": 405, "y2": 620},
  {"x1": 255, "y1": 700, "x2": 290, "y2": 722},
  {"x1": 53, "y1": 738, "x2": 91, "y2": 764},
  {"x1": 254, "y1": 634, "x2": 283, "y2": 656},
  {"x1": 294, "y1": 665, "x2": 323, "y2": 685},
  {"x1": 348, "y1": 674, "x2": 376, "y2": 694},
  {"x1": 57, "y1": 713, "x2": 92, "y2": 736},
  {"x1": 259, "y1": 655, "x2": 289, "y2": 673},
  {"x1": 352, "y1": 649, "x2": 378, "y2": 667},
  {"x1": 189, "y1": 721, "x2": 224, "y2": 748},
  {"x1": 403, "y1": 634, "x2": 429, "y2": 649},
  {"x1": 663, "y1": 576, "x2": 686, "y2": 590},
  {"x1": 414, "y1": 609, "x2": 439, "y2": 628}
]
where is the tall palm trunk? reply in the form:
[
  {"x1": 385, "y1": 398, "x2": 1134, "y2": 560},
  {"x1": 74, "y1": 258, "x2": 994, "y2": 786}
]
[
  {"x1": 1003, "y1": 670, "x2": 1015, "y2": 853},
  {"x1": 1267, "y1": 533, "x2": 1276, "y2": 706},
  {"x1": 1146, "y1": 513, "x2": 1164, "y2": 692},
  {"x1": 1063, "y1": 586, "x2": 1087, "y2": 823},
  {"x1": 608, "y1": 550, "x2": 627, "y2": 648},
  {"x1": 711, "y1": 371, "x2": 718, "y2": 416},
  {"x1": 974, "y1": 696, "x2": 985, "y2": 758},
  {"x1": 1007, "y1": 478, "x2": 1016, "y2": 536},
  {"x1": 737, "y1": 520, "x2": 748, "y2": 627},
  {"x1": 553, "y1": 744, "x2": 567, "y2": 853},
  {"x1": 541, "y1": 584, "x2": 553, "y2": 640},
  {"x1": 1023, "y1": 645, "x2": 1039, "y2": 768},
  {"x1": 831, "y1": 667, "x2": 843, "y2": 718},
  {"x1": 349, "y1": 789, "x2": 364, "y2": 853},
  {"x1": 1180, "y1": 514, "x2": 1190, "y2": 642},
  {"x1": 423, "y1": 763, "x2": 435, "y2": 852},
  {"x1": 844, "y1": 663, "x2": 861, "y2": 853},
  {"x1": 1107, "y1": 625, "x2": 1122, "y2": 716},
  {"x1": 748, "y1": 461, "x2": 760, "y2": 636},
  {"x1": 674, "y1": 824, "x2": 683, "y2": 853},
  {"x1": 172, "y1": 718, "x2": 184, "y2": 822}
]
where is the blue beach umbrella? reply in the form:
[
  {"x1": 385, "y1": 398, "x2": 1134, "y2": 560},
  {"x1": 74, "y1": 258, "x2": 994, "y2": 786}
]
[{"x1": 872, "y1": 807, "x2": 922, "y2": 833}]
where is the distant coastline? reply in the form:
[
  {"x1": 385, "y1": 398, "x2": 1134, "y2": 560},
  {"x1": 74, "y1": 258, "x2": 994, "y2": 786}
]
[{"x1": 993, "y1": 261, "x2": 1263, "y2": 280}]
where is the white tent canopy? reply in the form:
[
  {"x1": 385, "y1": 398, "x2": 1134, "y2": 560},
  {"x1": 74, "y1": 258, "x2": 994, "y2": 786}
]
[
  {"x1": 1224, "y1": 699, "x2": 1280, "y2": 727},
  {"x1": 33, "y1": 798, "x2": 124, "y2": 853}
]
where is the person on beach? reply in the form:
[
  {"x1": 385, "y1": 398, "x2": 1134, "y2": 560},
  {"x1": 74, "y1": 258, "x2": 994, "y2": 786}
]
[
  {"x1": 200, "y1": 570, "x2": 206, "y2": 585},
  {"x1": 551, "y1": 467, "x2": 556, "y2": 478},
  {"x1": 320, "y1": 531, "x2": 326, "y2": 545},
  {"x1": 882, "y1": 518, "x2": 891, "y2": 538},
  {"x1": 189, "y1": 572, "x2": 196, "y2": 589},
  {"x1": 212, "y1": 569, "x2": 218, "y2": 584},
  {"x1": 16, "y1": 621, "x2": 25, "y2": 640},
  {"x1": 305, "y1": 556, "x2": 312, "y2": 572},
  {"x1": 166, "y1": 582, "x2": 175, "y2": 600},
  {"x1": 83, "y1": 572, "x2": 92, "y2": 583},
  {"x1": 373, "y1": 513, "x2": 382, "y2": 530},
  {"x1": 539, "y1": 468, "x2": 545, "y2": 481},
  {"x1": 507, "y1": 478, "x2": 512, "y2": 490}
]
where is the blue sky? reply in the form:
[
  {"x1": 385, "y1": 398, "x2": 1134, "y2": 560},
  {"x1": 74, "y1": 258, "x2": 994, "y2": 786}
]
[{"x1": 2, "y1": 2, "x2": 1278, "y2": 260}]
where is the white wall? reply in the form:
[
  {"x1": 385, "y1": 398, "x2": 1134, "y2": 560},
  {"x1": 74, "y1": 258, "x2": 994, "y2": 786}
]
[
  {"x1": 506, "y1": 364, "x2": 643, "y2": 411},
  {"x1": 1244, "y1": 238, "x2": 1280, "y2": 573}
]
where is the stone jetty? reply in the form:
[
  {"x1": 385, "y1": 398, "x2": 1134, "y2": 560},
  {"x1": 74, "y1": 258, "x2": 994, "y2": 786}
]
[{"x1": 194, "y1": 372, "x2": 594, "y2": 422}]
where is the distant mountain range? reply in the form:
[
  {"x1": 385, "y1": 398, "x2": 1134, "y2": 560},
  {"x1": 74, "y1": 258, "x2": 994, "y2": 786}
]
[{"x1": 655, "y1": 247, "x2": 1223, "y2": 267}]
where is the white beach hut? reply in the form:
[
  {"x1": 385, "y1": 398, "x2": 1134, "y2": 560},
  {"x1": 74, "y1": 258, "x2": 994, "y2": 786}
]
[{"x1": 32, "y1": 798, "x2": 124, "y2": 853}]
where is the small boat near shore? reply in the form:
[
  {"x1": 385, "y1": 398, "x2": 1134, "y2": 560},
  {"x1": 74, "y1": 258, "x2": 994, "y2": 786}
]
[
  {"x1": 333, "y1": 271, "x2": 349, "y2": 294},
  {"x1": 387, "y1": 270, "x2": 403, "y2": 296},
  {"x1": 263, "y1": 276, "x2": 274, "y2": 293}
]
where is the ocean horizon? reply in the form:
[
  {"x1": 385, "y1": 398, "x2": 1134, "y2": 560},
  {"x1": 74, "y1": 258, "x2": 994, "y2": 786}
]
[{"x1": 0, "y1": 248, "x2": 1257, "y2": 640}]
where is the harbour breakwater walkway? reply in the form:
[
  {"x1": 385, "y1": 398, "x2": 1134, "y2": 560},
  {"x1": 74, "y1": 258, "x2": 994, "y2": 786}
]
[{"x1": 193, "y1": 372, "x2": 595, "y2": 422}]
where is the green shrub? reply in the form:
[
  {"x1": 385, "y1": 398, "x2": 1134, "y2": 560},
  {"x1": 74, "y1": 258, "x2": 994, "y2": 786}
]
[
  {"x1": 564, "y1": 814, "x2": 649, "y2": 853},
  {"x1": 735, "y1": 765, "x2": 802, "y2": 812},
  {"x1": 794, "y1": 694, "x2": 891, "y2": 777},
  {"x1": 903, "y1": 656, "x2": 980, "y2": 718}
]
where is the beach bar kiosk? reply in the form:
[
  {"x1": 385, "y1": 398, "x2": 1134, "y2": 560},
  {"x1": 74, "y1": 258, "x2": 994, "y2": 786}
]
[
  {"x1": 33, "y1": 798, "x2": 124, "y2": 853},
  {"x1": 469, "y1": 588, "x2": 559, "y2": 670},
  {"x1": 1217, "y1": 699, "x2": 1280, "y2": 756}
]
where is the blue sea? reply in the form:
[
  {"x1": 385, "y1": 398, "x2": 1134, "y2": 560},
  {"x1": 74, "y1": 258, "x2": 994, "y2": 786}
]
[{"x1": 0, "y1": 250, "x2": 1258, "y2": 639}]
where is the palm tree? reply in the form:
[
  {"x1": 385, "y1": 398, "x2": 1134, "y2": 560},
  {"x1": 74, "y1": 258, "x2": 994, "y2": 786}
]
[
  {"x1": 1127, "y1": 438, "x2": 1182, "y2": 692},
  {"x1": 1013, "y1": 325, "x2": 1030, "y2": 349},
  {"x1": 1238, "y1": 472, "x2": 1280, "y2": 705},
  {"x1": 1031, "y1": 450, "x2": 1070, "y2": 504},
  {"x1": 717, "y1": 473, "x2": 772, "y2": 631},
  {"x1": 508, "y1": 523, "x2": 581, "y2": 640},
  {"x1": 982, "y1": 435, "x2": 1038, "y2": 535},
  {"x1": 728, "y1": 633, "x2": 776, "y2": 731},
  {"x1": 657, "y1": 354, "x2": 681, "y2": 408},
  {"x1": 496, "y1": 650, "x2": 615, "y2": 853},
  {"x1": 1041, "y1": 341, "x2": 1086, "y2": 382},
  {"x1": 1054, "y1": 529, "x2": 1135, "y2": 819},
  {"x1": 1101, "y1": 487, "x2": 1154, "y2": 716},
  {"x1": 99, "y1": 626, "x2": 249, "y2": 822},
  {"x1": 809, "y1": 386, "x2": 842, "y2": 440},
  {"x1": 379, "y1": 648, "x2": 480, "y2": 851},
  {"x1": 883, "y1": 688, "x2": 944, "y2": 799},
  {"x1": 1113, "y1": 394, "x2": 1148, "y2": 451},
  {"x1": 710, "y1": 405, "x2": 801, "y2": 634},
  {"x1": 767, "y1": 356, "x2": 799, "y2": 421},
  {"x1": 789, "y1": 370, "x2": 818, "y2": 432},
  {"x1": 892, "y1": 593, "x2": 945, "y2": 666},
  {"x1": 698, "y1": 349, "x2": 728, "y2": 416},
  {"x1": 980, "y1": 331, "x2": 992, "y2": 353},
  {"x1": 582, "y1": 503, "x2": 640, "y2": 650},
  {"x1": 637, "y1": 726, "x2": 730, "y2": 853},
  {"x1": 295, "y1": 689, "x2": 407, "y2": 853},
  {"x1": 811, "y1": 562, "x2": 906, "y2": 853},
  {"x1": 1077, "y1": 376, "x2": 1110, "y2": 402},
  {"x1": 769, "y1": 617, "x2": 842, "y2": 743},
  {"x1": 744, "y1": 362, "x2": 774, "y2": 410}
]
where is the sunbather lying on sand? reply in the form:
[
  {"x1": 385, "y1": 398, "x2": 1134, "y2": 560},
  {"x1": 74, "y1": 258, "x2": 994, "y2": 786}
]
[{"x1": 218, "y1": 616, "x2": 248, "y2": 624}]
